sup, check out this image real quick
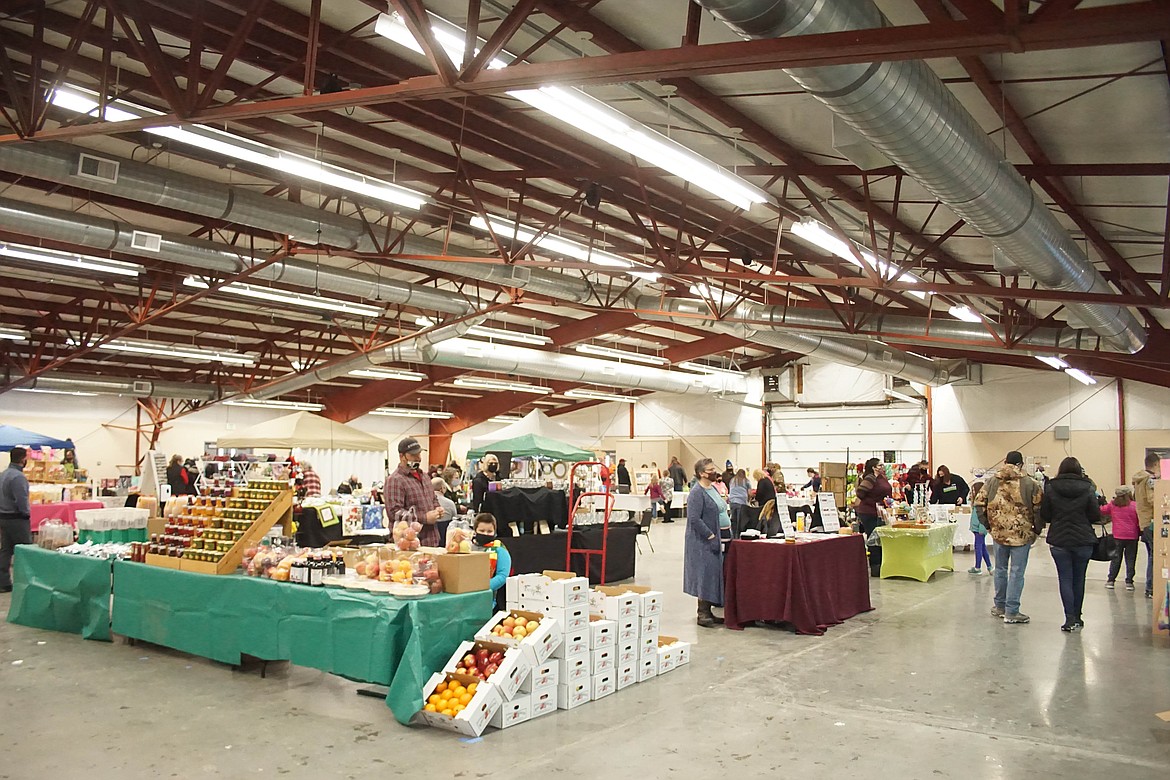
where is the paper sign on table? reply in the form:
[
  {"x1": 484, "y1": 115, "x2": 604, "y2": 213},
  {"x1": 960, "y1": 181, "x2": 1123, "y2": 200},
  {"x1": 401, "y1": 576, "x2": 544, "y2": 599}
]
[
  {"x1": 776, "y1": 494, "x2": 795, "y2": 538},
  {"x1": 818, "y1": 492, "x2": 840, "y2": 533}
]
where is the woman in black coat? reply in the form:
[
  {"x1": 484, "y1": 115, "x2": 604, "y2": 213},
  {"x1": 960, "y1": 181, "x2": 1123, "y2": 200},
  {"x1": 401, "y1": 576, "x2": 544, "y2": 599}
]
[
  {"x1": 1038, "y1": 456, "x2": 1103, "y2": 632},
  {"x1": 929, "y1": 465, "x2": 970, "y2": 505}
]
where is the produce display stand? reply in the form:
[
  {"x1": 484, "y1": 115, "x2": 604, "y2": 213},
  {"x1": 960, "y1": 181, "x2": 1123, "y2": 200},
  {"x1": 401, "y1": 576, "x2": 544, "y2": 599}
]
[
  {"x1": 6, "y1": 545, "x2": 113, "y2": 641},
  {"x1": 565, "y1": 461, "x2": 614, "y2": 585}
]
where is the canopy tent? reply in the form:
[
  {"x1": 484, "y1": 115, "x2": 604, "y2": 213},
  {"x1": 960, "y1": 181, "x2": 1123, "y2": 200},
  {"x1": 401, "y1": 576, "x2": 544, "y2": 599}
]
[
  {"x1": 467, "y1": 410, "x2": 594, "y2": 461},
  {"x1": 217, "y1": 412, "x2": 388, "y2": 493},
  {"x1": 0, "y1": 424, "x2": 74, "y2": 452}
]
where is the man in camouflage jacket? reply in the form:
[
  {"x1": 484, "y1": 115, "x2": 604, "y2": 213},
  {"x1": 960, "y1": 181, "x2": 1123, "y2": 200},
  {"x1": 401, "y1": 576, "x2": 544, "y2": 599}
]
[{"x1": 973, "y1": 451, "x2": 1042, "y2": 624}]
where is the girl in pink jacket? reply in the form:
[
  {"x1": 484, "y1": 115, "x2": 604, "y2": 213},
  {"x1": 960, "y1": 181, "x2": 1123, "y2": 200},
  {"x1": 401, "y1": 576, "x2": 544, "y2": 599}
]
[{"x1": 1103, "y1": 485, "x2": 1141, "y2": 590}]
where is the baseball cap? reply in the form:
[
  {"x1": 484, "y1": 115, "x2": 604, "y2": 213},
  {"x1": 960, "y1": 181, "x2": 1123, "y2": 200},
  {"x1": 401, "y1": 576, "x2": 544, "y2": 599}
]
[
  {"x1": 1005, "y1": 451, "x2": 1024, "y2": 466},
  {"x1": 398, "y1": 437, "x2": 422, "y2": 456}
]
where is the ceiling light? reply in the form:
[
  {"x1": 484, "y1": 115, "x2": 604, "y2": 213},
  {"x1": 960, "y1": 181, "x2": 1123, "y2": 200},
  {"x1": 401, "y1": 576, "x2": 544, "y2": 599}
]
[
  {"x1": 98, "y1": 339, "x2": 255, "y2": 366},
  {"x1": 224, "y1": 399, "x2": 324, "y2": 411},
  {"x1": 790, "y1": 219, "x2": 929, "y2": 300},
  {"x1": 470, "y1": 216, "x2": 632, "y2": 268},
  {"x1": 375, "y1": 14, "x2": 770, "y2": 211},
  {"x1": 489, "y1": 415, "x2": 523, "y2": 424},
  {"x1": 1035, "y1": 356, "x2": 1069, "y2": 370},
  {"x1": 1064, "y1": 368, "x2": 1097, "y2": 386},
  {"x1": 0, "y1": 327, "x2": 30, "y2": 342},
  {"x1": 628, "y1": 271, "x2": 661, "y2": 282},
  {"x1": 948, "y1": 305, "x2": 984, "y2": 323},
  {"x1": 50, "y1": 87, "x2": 427, "y2": 210},
  {"x1": 14, "y1": 388, "x2": 98, "y2": 397},
  {"x1": 575, "y1": 344, "x2": 668, "y2": 366},
  {"x1": 0, "y1": 241, "x2": 143, "y2": 277},
  {"x1": 679, "y1": 360, "x2": 746, "y2": 377},
  {"x1": 418, "y1": 388, "x2": 481, "y2": 399},
  {"x1": 348, "y1": 368, "x2": 427, "y2": 382},
  {"x1": 563, "y1": 388, "x2": 638, "y2": 404},
  {"x1": 370, "y1": 407, "x2": 454, "y2": 419},
  {"x1": 417, "y1": 316, "x2": 552, "y2": 345},
  {"x1": 184, "y1": 276, "x2": 382, "y2": 318},
  {"x1": 453, "y1": 377, "x2": 552, "y2": 394}
]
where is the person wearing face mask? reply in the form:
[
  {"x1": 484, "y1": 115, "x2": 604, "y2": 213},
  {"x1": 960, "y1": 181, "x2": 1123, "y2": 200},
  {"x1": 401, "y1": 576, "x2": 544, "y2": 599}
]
[
  {"x1": 385, "y1": 437, "x2": 444, "y2": 547},
  {"x1": 855, "y1": 457, "x2": 892, "y2": 576},
  {"x1": 441, "y1": 466, "x2": 468, "y2": 513},
  {"x1": 683, "y1": 458, "x2": 730, "y2": 628},
  {"x1": 471, "y1": 454, "x2": 499, "y2": 513},
  {"x1": 471, "y1": 513, "x2": 512, "y2": 598}
]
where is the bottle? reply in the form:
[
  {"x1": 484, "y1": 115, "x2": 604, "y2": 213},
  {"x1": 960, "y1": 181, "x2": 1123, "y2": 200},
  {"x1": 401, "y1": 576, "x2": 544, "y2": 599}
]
[
  {"x1": 291, "y1": 557, "x2": 306, "y2": 585},
  {"x1": 335, "y1": 551, "x2": 346, "y2": 576},
  {"x1": 309, "y1": 554, "x2": 323, "y2": 587}
]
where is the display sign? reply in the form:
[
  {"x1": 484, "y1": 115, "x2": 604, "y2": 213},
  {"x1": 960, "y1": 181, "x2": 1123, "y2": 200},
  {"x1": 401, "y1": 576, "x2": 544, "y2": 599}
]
[
  {"x1": 818, "y1": 492, "x2": 841, "y2": 533},
  {"x1": 776, "y1": 494, "x2": 795, "y2": 538},
  {"x1": 143, "y1": 450, "x2": 168, "y2": 498}
]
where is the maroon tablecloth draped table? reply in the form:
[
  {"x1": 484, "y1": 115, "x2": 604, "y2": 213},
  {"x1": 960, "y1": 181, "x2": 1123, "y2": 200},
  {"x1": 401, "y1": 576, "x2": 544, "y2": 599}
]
[{"x1": 723, "y1": 535, "x2": 873, "y2": 635}]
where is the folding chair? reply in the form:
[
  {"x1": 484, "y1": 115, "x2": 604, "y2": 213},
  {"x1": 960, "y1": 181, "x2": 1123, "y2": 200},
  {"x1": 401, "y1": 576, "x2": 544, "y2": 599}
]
[{"x1": 636, "y1": 508, "x2": 655, "y2": 553}]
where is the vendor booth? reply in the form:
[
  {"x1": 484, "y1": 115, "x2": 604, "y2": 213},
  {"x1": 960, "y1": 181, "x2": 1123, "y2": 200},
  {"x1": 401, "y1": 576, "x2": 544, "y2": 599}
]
[{"x1": 1, "y1": 424, "x2": 93, "y2": 527}]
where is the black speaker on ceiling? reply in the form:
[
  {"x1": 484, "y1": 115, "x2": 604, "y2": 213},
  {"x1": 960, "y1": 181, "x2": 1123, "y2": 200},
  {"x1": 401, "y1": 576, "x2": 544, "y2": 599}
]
[{"x1": 585, "y1": 183, "x2": 601, "y2": 209}]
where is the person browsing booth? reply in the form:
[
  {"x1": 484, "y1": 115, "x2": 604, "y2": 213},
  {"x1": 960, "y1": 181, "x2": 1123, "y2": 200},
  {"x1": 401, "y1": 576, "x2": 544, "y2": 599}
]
[{"x1": 385, "y1": 437, "x2": 444, "y2": 547}]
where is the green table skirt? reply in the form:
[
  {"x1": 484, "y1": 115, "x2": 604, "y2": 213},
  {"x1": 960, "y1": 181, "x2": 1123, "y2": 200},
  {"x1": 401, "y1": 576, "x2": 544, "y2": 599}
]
[
  {"x1": 111, "y1": 561, "x2": 492, "y2": 723},
  {"x1": 876, "y1": 524, "x2": 957, "y2": 582},
  {"x1": 7, "y1": 545, "x2": 112, "y2": 641}
]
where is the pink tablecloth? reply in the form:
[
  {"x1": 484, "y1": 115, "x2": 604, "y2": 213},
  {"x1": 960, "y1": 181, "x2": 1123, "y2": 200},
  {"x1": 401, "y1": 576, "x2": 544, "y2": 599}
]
[{"x1": 30, "y1": 501, "x2": 103, "y2": 531}]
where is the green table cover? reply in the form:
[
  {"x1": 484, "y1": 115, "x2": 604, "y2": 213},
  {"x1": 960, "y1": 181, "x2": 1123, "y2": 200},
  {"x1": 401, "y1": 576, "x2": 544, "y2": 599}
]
[
  {"x1": 6, "y1": 545, "x2": 113, "y2": 641},
  {"x1": 876, "y1": 523, "x2": 956, "y2": 582},
  {"x1": 110, "y1": 561, "x2": 492, "y2": 724}
]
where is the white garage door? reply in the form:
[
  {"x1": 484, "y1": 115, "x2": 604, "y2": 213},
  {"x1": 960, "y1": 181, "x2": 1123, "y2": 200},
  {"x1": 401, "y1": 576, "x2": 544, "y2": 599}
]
[{"x1": 766, "y1": 404, "x2": 926, "y2": 468}]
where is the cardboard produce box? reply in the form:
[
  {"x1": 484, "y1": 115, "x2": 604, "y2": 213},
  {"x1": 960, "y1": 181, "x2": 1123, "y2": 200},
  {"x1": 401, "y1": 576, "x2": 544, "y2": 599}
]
[
  {"x1": 557, "y1": 680, "x2": 591, "y2": 710},
  {"x1": 620, "y1": 585, "x2": 663, "y2": 616},
  {"x1": 656, "y1": 643, "x2": 678, "y2": 675},
  {"x1": 588, "y1": 614, "x2": 616, "y2": 649},
  {"x1": 418, "y1": 672, "x2": 503, "y2": 737},
  {"x1": 529, "y1": 687, "x2": 557, "y2": 718},
  {"x1": 489, "y1": 692, "x2": 531, "y2": 730},
  {"x1": 590, "y1": 647, "x2": 615, "y2": 675},
  {"x1": 616, "y1": 663, "x2": 638, "y2": 690},
  {"x1": 475, "y1": 610, "x2": 562, "y2": 666},
  {"x1": 617, "y1": 617, "x2": 638, "y2": 645},
  {"x1": 659, "y1": 635, "x2": 691, "y2": 666},
  {"x1": 616, "y1": 641, "x2": 638, "y2": 667},
  {"x1": 442, "y1": 640, "x2": 531, "y2": 701},
  {"x1": 519, "y1": 660, "x2": 559, "y2": 694},
  {"x1": 590, "y1": 585, "x2": 639, "y2": 620},
  {"x1": 540, "y1": 603, "x2": 589, "y2": 634},
  {"x1": 591, "y1": 670, "x2": 616, "y2": 700},
  {"x1": 556, "y1": 655, "x2": 590, "y2": 685},
  {"x1": 640, "y1": 615, "x2": 660, "y2": 636},
  {"x1": 551, "y1": 628, "x2": 589, "y2": 661},
  {"x1": 437, "y1": 551, "x2": 490, "y2": 594},
  {"x1": 637, "y1": 655, "x2": 658, "y2": 682},
  {"x1": 639, "y1": 633, "x2": 658, "y2": 660},
  {"x1": 531, "y1": 570, "x2": 590, "y2": 607}
]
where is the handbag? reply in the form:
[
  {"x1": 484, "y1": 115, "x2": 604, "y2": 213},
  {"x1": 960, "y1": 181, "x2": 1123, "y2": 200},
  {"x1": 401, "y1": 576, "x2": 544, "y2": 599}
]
[{"x1": 1090, "y1": 523, "x2": 1117, "y2": 562}]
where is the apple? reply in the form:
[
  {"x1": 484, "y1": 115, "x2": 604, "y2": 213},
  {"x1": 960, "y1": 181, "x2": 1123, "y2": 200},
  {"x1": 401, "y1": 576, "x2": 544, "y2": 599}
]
[
  {"x1": 513, "y1": 626, "x2": 527, "y2": 639},
  {"x1": 483, "y1": 663, "x2": 498, "y2": 677},
  {"x1": 502, "y1": 617, "x2": 516, "y2": 629},
  {"x1": 514, "y1": 616, "x2": 528, "y2": 628},
  {"x1": 487, "y1": 651, "x2": 504, "y2": 665},
  {"x1": 475, "y1": 649, "x2": 490, "y2": 664}
]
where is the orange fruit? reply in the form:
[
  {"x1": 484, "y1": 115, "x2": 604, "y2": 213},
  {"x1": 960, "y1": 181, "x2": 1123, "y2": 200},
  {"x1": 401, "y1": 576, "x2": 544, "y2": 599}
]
[
  {"x1": 424, "y1": 704, "x2": 437, "y2": 712},
  {"x1": 453, "y1": 703, "x2": 466, "y2": 713},
  {"x1": 427, "y1": 694, "x2": 441, "y2": 706},
  {"x1": 466, "y1": 683, "x2": 477, "y2": 694},
  {"x1": 458, "y1": 693, "x2": 472, "y2": 705},
  {"x1": 439, "y1": 690, "x2": 453, "y2": 701},
  {"x1": 440, "y1": 708, "x2": 455, "y2": 717},
  {"x1": 435, "y1": 682, "x2": 448, "y2": 693},
  {"x1": 452, "y1": 685, "x2": 466, "y2": 697}
]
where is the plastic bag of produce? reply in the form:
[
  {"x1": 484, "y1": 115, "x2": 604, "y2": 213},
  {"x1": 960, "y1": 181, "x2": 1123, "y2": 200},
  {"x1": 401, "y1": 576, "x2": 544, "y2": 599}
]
[
  {"x1": 392, "y1": 507, "x2": 422, "y2": 551},
  {"x1": 445, "y1": 517, "x2": 473, "y2": 553}
]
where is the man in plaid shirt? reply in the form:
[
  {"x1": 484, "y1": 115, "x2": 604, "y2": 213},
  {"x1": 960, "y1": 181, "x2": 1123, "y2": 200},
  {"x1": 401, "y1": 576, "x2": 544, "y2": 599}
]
[
  {"x1": 300, "y1": 462, "x2": 322, "y2": 497},
  {"x1": 385, "y1": 437, "x2": 443, "y2": 547}
]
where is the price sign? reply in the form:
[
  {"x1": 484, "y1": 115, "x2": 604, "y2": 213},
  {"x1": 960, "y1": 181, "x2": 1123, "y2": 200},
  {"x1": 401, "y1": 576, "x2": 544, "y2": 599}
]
[
  {"x1": 818, "y1": 492, "x2": 841, "y2": 533},
  {"x1": 776, "y1": 494, "x2": 795, "y2": 538}
]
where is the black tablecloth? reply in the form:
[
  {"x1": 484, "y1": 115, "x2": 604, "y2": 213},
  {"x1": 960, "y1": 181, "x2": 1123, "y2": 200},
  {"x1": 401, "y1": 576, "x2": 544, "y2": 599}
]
[
  {"x1": 499, "y1": 522, "x2": 637, "y2": 584},
  {"x1": 483, "y1": 487, "x2": 569, "y2": 535},
  {"x1": 723, "y1": 535, "x2": 872, "y2": 635},
  {"x1": 294, "y1": 506, "x2": 343, "y2": 547}
]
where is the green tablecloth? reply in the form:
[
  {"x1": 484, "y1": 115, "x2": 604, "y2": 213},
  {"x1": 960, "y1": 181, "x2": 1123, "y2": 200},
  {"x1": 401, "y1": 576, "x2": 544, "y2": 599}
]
[
  {"x1": 110, "y1": 561, "x2": 492, "y2": 724},
  {"x1": 6, "y1": 545, "x2": 113, "y2": 641},
  {"x1": 876, "y1": 524, "x2": 956, "y2": 582}
]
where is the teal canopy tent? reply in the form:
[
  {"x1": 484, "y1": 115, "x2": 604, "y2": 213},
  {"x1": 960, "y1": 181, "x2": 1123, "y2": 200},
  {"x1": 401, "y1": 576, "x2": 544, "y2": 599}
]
[{"x1": 466, "y1": 410, "x2": 594, "y2": 461}]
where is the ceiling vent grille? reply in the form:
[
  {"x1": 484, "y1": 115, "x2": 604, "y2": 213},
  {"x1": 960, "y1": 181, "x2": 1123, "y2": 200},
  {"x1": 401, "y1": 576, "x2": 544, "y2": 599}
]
[
  {"x1": 76, "y1": 153, "x2": 119, "y2": 184},
  {"x1": 130, "y1": 230, "x2": 162, "y2": 252},
  {"x1": 131, "y1": 380, "x2": 152, "y2": 395}
]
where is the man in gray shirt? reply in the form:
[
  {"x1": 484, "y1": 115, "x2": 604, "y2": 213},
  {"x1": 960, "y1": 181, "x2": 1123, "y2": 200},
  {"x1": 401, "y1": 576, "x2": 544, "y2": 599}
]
[{"x1": 0, "y1": 446, "x2": 32, "y2": 592}]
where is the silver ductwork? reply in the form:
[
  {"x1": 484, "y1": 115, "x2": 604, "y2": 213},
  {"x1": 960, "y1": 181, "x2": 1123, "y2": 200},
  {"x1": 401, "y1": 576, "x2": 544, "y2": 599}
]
[
  {"x1": 696, "y1": 0, "x2": 1146, "y2": 354},
  {"x1": 393, "y1": 337, "x2": 750, "y2": 396},
  {"x1": 241, "y1": 318, "x2": 484, "y2": 401},
  {"x1": 7, "y1": 372, "x2": 221, "y2": 401}
]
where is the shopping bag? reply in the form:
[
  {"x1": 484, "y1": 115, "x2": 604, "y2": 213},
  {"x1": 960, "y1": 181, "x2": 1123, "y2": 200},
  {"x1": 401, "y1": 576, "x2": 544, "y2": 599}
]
[{"x1": 1090, "y1": 525, "x2": 1117, "y2": 562}]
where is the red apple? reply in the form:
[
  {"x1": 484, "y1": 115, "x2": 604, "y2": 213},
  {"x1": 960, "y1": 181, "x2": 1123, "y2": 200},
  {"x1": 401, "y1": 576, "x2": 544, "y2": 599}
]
[
  {"x1": 483, "y1": 663, "x2": 499, "y2": 678},
  {"x1": 488, "y1": 651, "x2": 504, "y2": 665},
  {"x1": 462, "y1": 654, "x2": 476, "y2": 668},
  {"x1": 475, "y1": 648, "x2": 490, "y2": 665}
]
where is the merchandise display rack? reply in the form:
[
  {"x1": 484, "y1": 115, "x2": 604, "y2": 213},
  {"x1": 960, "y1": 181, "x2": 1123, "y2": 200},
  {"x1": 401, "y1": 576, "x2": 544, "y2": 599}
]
[{"x1": 564, "y1": 461, "x2": 614, "y2": 584}]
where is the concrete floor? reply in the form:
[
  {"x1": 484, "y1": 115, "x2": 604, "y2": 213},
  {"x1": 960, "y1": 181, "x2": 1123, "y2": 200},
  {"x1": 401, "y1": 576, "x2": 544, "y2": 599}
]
[{"x1": 2, "y1": 524, "x2": 1168, "y2": 779}]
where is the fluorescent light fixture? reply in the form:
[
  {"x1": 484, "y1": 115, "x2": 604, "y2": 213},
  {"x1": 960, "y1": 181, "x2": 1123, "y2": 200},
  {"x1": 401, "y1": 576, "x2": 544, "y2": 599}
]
[
  {"x1": 418, "y1": 388, "x2": 481, "y2": 399},
  {"x1": 628, "y1": 271, "x2": 661, "y2": 282},
  {"x1": 370, "y1": 407, "x2": 454, "y2": 419},
  {"x1": 349, "y1": 368, "x2": 427, "y2": 382},
  {"x1": 948, "y1": 305, "x2": 984, "y2": 323},
  {"x1": 679, "y1": 360, "x2": 746, "y2": 377},
  {"x1": 469, "y1": 215, "x2": 632, "y2": 269},
  {"x1": 184, "y1": 276, "x2": 383, "y2": 318},
  {"x1": 97, "y1": 339, "x2": 255, "y2": 366},
  {"x1": 416, "y1": 316, "x2": 552, "y2": 345},
  {"x1": 224, "y1": 398, "x2": 324, "y2": 411},
  {"x1": 0, "y1": 327, "x2": 30, "y2": 342},
  {"x1": 575, "y1": 343, "x2": 668, "y2": 366},
  {"x1": 1035, "y1": 356, "x2": 1069, "y2": 370},
  {"x1": 790, "y1": 219, "x2": 929, "y2": 300},
  {"x1": 489, "y1": 415, "x2": 523, "y2": 424},
  {"x1": 14, "y1": 388, "x2": 98, "y2": 397},
  {"x1": 375, "y1": 13, "x2": 770, "y2": 211},
  {"x1": 1065, "y1": 368, "x2": 1097, "y2": 386},
  {"x1": 564, "y1": 388, "x2": 638, "y2": 404},
  {"x1": 0, "y1": 241, "x2": 143, "y2": 277},
  {"x1": 453, "y1": 377, "x2": 552, "y2": 395},
  {"x1": 50, "y1": 87, "x2": 427, "y2": 210}
]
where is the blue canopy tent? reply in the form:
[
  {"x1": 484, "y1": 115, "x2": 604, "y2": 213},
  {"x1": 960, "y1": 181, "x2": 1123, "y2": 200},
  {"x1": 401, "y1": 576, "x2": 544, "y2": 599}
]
[{"x1": 0, "y1": 424, "x2": 75, "y2": 452}]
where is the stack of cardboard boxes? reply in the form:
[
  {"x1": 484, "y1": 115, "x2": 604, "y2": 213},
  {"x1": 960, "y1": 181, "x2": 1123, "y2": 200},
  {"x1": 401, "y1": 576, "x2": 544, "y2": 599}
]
[
  {"x1": 819, "y1": 461, "x2": 849, "y2": 508},
  {"x1": 417, "y1": 570, "x2": 691, "y2": 736}
]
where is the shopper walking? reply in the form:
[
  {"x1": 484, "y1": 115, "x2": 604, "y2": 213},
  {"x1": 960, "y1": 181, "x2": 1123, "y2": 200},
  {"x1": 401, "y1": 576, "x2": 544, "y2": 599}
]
[
  {"x1": 1103, "y1": 485, "x2": 1142, "y2": 591},
  {"x1": 684, "y1": 458, "x2": 729, "y2": 627},
  {"x1": 974, "y1": 451, "x2": 1042, "y2": 624},
  {"x1": 0, "y1": 447, "x2": 31, "y2": 593},
  {"x1": 1133, "y1": 451, "x2": 1158, "y2": 599},
  {"x1": 616, "y1": 459, "x2": 632, "y2": 494},
  {"x1": 930, "y1": 465, "x2": 970, "y2": 505},
  {"x1": 967, "y1": 481, "x2": 992, "y2": 574},
  {"x1": 1038, "y1": 457, "x2": 1103, "y2": 632},
  {"x1": 645, "y1": 473, "x2": 665, "y2": 521},
  {"x1": 385, "y1": 437, "x2": 444, "y2": 547},
  {"x1": 660, "y1": 474, "x2": 675, "y2": 523},
  {"x1": 166, "y1": 454, "x2": 194, "y2": 496},
  {"x1": 855, "y1": 457, "x2": 892, "y2": 576},
  {"x1": 668, "y1": 457, "x2": 688, "y2": 497}
]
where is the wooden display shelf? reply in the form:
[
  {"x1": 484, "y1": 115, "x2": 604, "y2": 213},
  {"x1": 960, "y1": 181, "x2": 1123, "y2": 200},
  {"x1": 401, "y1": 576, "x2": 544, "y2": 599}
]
[
  {"x1": 145, "y1": 553, "x2": 181, "y2": 569},
  {"x1": 181, "y1": 490, "x2": 293, "y2": 575}
]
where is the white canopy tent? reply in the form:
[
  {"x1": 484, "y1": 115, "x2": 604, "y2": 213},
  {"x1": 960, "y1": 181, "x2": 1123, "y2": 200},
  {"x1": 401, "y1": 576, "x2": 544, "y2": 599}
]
[{"x1": 217, "y1": 412, "x2": 389, "y2": 493}]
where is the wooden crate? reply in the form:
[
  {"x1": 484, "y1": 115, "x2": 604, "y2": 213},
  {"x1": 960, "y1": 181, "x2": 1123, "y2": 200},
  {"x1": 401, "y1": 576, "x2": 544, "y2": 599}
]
[
  {"x1": 819, "y1": 461, "x2": 848, "y2": 479},
  {"x1": 145, "y1": 553, "x2": 182, "y2": 569},
  {"x1": 822, "y1": 476, "x2": 847, "y2": 494},
  {"x1": 180, "y1": 490, "x2": 293, "y2": 575}
]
